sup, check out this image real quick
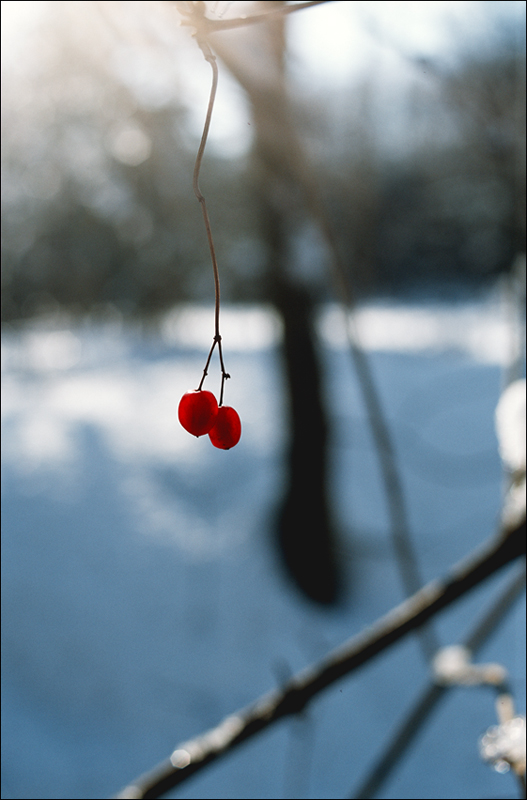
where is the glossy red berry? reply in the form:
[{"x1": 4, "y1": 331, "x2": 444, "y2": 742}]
[
  {"x1": 208, "y1": 406, "x2": 241, "y2": 450},
  {"x1": 178, "y1": 390, "x2": 218, "y2": 437}
]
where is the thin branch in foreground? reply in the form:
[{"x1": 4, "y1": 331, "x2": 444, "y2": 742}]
[
  {"x1": 280, "y1": 121, "x2": 439, "y2": 655},
  {"x1": 175, "y1": 1, "x2": 334, "y2": 32},
  {"x1": 351, "y1": 563, "x2": 526, "y2": 799},
  {"x1": 114, "y1": 517, "x2": 525, "y2": 799}
]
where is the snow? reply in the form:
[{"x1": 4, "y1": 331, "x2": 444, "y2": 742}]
[{"x1": 1, "y1": 298, "x2": 525, "y2": 800}]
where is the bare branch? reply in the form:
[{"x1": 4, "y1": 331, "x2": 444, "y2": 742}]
[
  {"x1": 174, "y1": 1, "x2": 334, "y2": 32},
  {"x1": 351, "y1": 563, "x2": 526, "y2": 799},
  {"x1": 114, "y1": 517, "x2": 525, "y2": 799}
]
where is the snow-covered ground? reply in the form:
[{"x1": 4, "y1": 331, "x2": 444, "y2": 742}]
[{"x1": 1, "y1": 296, "x2": 525, "y2": 800}]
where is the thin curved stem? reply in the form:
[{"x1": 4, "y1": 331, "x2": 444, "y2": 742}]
[
  {"x1": 192, "y1": 28, "x2": 230, "y2": 400},
  {"x1": 217, "y1": 338, "x2": 230, "y2": 405},
  {"x1": 193, "y1": 39, "x2": 221, "y2": 338},
  {"x1": 197, "y1": 337, "x2": 217, "y2": 390}
]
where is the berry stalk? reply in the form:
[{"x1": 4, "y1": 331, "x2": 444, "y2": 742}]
[{"x1": 192, "y1": 33, "x2": 230, "y2": 404}]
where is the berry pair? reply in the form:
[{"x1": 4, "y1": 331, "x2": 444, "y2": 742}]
[{"x1": 178, "y1": 390, "x2": 241, "y2": 450}]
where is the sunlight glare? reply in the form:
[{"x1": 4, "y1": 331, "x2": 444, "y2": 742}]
[{"x1": 1, "y1": 0, "x2": 48, "y2": 65}]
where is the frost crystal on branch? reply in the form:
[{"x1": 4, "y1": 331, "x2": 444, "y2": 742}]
[{"x1": 479, "y1": 715, "x2": 526, "y2": 776}]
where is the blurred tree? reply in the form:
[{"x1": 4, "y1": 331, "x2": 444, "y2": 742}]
[
  {"x1": 2, "y1": 1, "x2": 525, "y2": 322},
  {"x1": 209, "y1": 0, "x2": 343, "y2": 604},
  {"x1": 372, "y1": 36, "x2": 526, "y2": 293},
  {"x1": 1, "y1": 1, "x2": 256, "y2": 321}
]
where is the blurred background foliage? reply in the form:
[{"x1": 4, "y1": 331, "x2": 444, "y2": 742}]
[{"x1": 1, "y1": 0, "x2": 525, "y2": 324}]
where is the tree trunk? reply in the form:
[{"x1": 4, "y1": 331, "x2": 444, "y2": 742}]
[{"x1": 212, "y1": 3, "x2": 343, "y2": 604}]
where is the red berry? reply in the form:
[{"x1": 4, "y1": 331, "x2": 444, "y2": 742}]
[
  {"x1": 208, "y1": 406, "x2": 241, "y2": 450},
  {"x1": 178, "y1": 390, "x2": 218, "y2": 437}
]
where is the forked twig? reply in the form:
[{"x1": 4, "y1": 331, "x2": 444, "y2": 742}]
[
  {"x1": 114, "y1": 517, "x2": 525, "y2": 799},
  {"x1": 177, "y1": 0, "x2": 333, "y2": 32},
  {"x1": 351, "y1": 563, "x2": 526, "y2": 798}
]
